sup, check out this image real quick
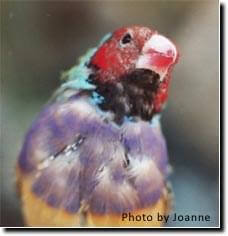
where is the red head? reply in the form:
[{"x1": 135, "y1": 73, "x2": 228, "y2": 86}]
[{"x1": 89, "y1": 26, "x2": 179, "y2": 122}]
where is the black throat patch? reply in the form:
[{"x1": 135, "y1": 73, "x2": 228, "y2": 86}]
[{"x1": 89, "y1": 69, "x2": 160, "y2": 124}]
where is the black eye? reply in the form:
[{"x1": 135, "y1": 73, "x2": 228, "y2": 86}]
[{"x1": 121, "y1": 33, "x2": 132, "y2": 44}]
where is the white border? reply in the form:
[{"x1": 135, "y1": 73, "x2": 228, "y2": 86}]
[{"x1": 0, "y1": 0, "x2": 222, "y2": 234}]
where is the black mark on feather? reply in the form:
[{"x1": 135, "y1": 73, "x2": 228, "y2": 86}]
[
  {"x1": 123, "y1": 152, "x2": 130, "y2": 168},
  {"x1": 53, "y1": 134, "x2": 85, "y2": 160}
]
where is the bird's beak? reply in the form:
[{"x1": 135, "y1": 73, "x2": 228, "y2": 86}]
[{"x1": 136, "y1": 34, "x2": 178, "y2": 81}]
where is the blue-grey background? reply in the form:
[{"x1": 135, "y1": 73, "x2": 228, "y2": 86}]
[{"x1": 1, "y1": 0, "x2": 219, "y2": 227}]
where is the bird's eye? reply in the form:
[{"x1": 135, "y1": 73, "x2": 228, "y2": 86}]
[{"x1": 121, "y1": 33, "x2": 132, "y2": 45}]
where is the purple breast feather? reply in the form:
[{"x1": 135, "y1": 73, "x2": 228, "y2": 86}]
[{"x1": 18, "y1": 96, "x2": 169, "y2": 214}]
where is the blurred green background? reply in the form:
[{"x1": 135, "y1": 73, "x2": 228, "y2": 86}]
[{"x1": 1, "y1": 0, "x2": 219, "y2": 227}]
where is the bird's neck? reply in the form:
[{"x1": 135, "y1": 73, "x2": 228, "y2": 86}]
[
  {"x1": 59, "y1": 51, "x2": 169, "y2": 126},
  {"x1": 89, "y1": 69, "x2": 165, "y2": 125}
]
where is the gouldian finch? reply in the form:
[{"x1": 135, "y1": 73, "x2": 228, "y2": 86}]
[{"x1": 16, "y1": 25, "x2": 179, "y2": 227}]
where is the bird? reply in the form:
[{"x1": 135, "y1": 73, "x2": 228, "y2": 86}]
[{"x1": 16, "y1": 25, "x2": 179, "y2": 227}]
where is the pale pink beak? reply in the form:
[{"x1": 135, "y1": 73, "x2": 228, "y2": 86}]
[{"x1": 136, "y1": 34, "x2": 178, "y2": 81}]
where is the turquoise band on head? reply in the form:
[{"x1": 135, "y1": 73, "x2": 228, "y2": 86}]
[{"x1": 61, "y1": 33, "x2": 112, "y2": 91}]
